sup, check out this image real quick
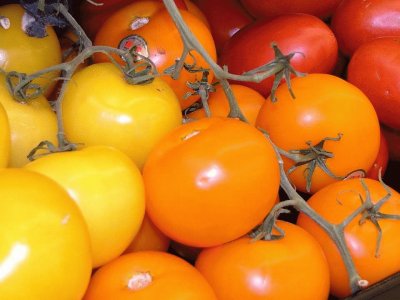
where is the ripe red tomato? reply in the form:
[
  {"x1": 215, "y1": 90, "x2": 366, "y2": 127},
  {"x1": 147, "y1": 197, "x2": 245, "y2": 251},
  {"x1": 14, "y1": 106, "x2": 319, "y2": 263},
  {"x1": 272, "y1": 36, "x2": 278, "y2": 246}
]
[
  {"x1": 239, "y1": 0, "x2": 342, "y2": 20},
  {"x1": 195, "y1": 220, "x2": 330, "y2": 300},
  {"x1": 83, "y1": 251, "x2": 217, "y2": 300},
  {"x1": 382, "y1": 125, "x2": 400, "y2": 162},
  {"x1": 330, "y1": 0, "x2": 400, "y2": 57},
  {"x1": 143, "y1": 117, "x2": 280, "y2": 247},
  {"x1": 219, "y1": 13, "x2": 338, "y2": 97},
  {"x1": 366, "y1": 130, "x2": 389, "y2": 180},
  {"x1": 297, "y1": 178, "x2": 400, "y2": 298},
  {"x1": 347, "y1": 37, "x2": 400, "y2": 130},
  {"x1": 256, "y1": 73, "x2": 380, "y2": 194}
]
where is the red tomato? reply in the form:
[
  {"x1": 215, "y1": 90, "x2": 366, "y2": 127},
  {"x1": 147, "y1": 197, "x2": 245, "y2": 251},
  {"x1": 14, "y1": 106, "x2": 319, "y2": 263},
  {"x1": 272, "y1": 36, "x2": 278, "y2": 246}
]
[
  {"x1": 366, "y1": 130, "x2": 389, "y2": 180},
  {"x1": 143, "y1": 117, "x2": 280, "y2": 247},
  {"x1": 191, "y1": 0, "x2": 254, "y2": 53},
  {"x1": 297, "y1": 178, "x2": 400, "y2": 298},
  {"x1": 219, "y1": 13, "x2": 338, "y2": 97},
  {"x1": 381, "y1": 125, "x2": 400, "y2": 162},
  {"x1": 83, "y1": 251, "x2": 217, "y2": 300},
  {"x1": 239, "y1": 0, "x2": 342, "y2": 20},
  {"x1": 330, "y1": 0, "x2": 400, "y2": 57},
  {"x1": 347, "y1": 37, "x2": 400, "y2": 130},
  {"x1": 195, "y1": 221, "x2": 330, "y2": 300}
]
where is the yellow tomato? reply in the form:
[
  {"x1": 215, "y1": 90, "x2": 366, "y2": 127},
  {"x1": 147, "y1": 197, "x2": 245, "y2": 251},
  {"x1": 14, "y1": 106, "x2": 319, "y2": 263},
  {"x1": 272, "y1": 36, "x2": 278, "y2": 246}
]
[
  {"x1": 0, "y1": 168, "x2": 92, "y2": 300},
  {"x1": 61, "y1": 62, "x2": 183, "y2": 169},
  {"x1": 24, "y1": 145, "x2": 146, "y2": 268},
  {"x1": 0, "y1": 4, "x2": 62, "y2": 96},
  {"x1": 0, "y1": 103, "x2": 10, "y2": 167},
  {"x1": 0, "y1": 74, "x2": 58, "y2": 167}
]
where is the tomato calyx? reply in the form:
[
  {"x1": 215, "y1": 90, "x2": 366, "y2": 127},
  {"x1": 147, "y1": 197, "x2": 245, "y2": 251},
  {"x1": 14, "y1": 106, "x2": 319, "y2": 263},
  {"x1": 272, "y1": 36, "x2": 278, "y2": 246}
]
[
  {"x1": 27, "y1": 139, "x2": 81, "y2": 161},
  {"x1": 279, "y1": 133, "x2": 344, "y2": 193},
  {"x1": 5, "y1": 71, "x2": 45, "y2": 102}
]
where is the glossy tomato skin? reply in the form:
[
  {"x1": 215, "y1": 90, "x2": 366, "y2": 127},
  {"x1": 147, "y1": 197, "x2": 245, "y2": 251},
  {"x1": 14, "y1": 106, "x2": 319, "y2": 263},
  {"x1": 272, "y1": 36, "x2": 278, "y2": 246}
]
[
  {"x1": 25, "y1": 146, "x2": 146, "y2": 268},
  {"x1": 191, "y1": 0, "x2": 254, "y2": 53},
  {"x1": 240, "y1": 0, "x2": 342, "y2": 20},
  {"x1": 347, "y1": 37, "x2": 400, "y2": 130},
  {"x1": 256, "y1": 73, "x2": 380, "y2": 194},
  {"x1": 61, "y1": 62, "x2": 182, "y2": 170},
  {"x1": 219, "y1": 13, "x2": 338, "y2": 97},
  {"x1": 0, "y1": 103, "x2": 10, "y2": 167},
  {"x1": 331, "y1": 0, "x2": 400, "y2": 57},
  {"x1": 83, "y1": 251, "x2": 218, "y2": 300},
  {"x1": 143, "y1": 117, "x2": 280, "y2": 247},
  {"x1": 0, "y1": 168, "x2": 92, "y2": 300},
  {"x1": 195, "y1": 220, "x2": 330, "y2": 300},
  {"x1": 94, "y1": 5, "x2": 217, "y2": 109},
  {"x1": 0, "y1": 4, "x2": 62, "y2": 96},
  {"x1": 297, "y1": 178, "x2": 400, "y2": 298}
]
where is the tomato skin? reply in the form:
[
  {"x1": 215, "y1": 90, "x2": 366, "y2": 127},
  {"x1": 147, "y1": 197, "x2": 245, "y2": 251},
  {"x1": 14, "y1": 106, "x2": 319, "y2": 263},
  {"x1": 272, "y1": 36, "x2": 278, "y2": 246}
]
[
  {"x1": 24, "y1": 146, "x2": 146, "y2": 268},
  {"x1": 61, "y1": 62, "x2": 182, "y2": 170},
  {"x1": 0, "y1": 4, "x2": 62, "y2": 96},
  {"x1": 297, "y1": 178, "x2": 400, "y2": 298},
  {"x1": 219, "y1": 13, "x2": 338, "y2": 97},
  {"x1": 239, "y1": 0, "x2": 342, "y2": 20},
  {"x1": 83, "y1": 251, "x2": 218, "y2": 300},
  {"x1": 143, "y1": 117, "x2": 280, "y2": 247},
  {"x1": 366, "y1": 130, "x2": 389, "y2": 180},
  {"x1": 0, "y1": 168, "x2": 92, "y2": 300},
  {"x1": 0, "y1": 103, "x2": 10, "y2": 167},
  {"x1": 195, "y1": 220, "x2": 330, "y2": 300},
  {"x1": 331, "y1": 0, "x2": 400, "y2": 57},
  {"x1": 382, "y1": 125, "x2": 400, "y2": 161},
  {"x1": 256, "y1": 73, "x2": 380, "y2": 194},
  {"x1": 347, "y1": 37, "x2": 400, "y2": 130}
]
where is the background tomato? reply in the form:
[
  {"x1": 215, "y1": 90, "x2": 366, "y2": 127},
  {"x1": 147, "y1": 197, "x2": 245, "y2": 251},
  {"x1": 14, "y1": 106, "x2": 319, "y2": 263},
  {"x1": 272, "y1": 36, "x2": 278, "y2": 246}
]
[
  {"x1": 195, "y1": 220, "x2": 330, "y2": 300},
  {"x1": 0, "y1": 168, "x2": 92, "y2": 300},
  {"x1": 25, "y1": 146, "x2": 146, "y2": 268},
  {"x1": 297, "y1": 178, "x2": 400, "y2": 298},
  {"x1": 219, "y1": 13, "x2": 338, "y2": 97},
  {"x1": 330, "y1": 0, "x2": 400, "y2": 57},
  {"x1": 143, "y1": 117, "x2": 280, "y2": 247},
  {"x1": 256, "y1": 73, "x2": 380, "y2": 193},
  {"x1": 366, "y1": 130, "x2": 389, "y2": 180},
  {"x1": 84, "y1": 251, "x2": 217, "y2": 300}
]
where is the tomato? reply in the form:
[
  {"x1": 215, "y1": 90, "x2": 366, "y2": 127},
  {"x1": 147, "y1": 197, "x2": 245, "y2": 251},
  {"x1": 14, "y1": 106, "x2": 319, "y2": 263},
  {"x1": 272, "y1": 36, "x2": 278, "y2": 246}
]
[
  {"x1": 297, "y1": 178, "x2": 400, "y2": 298},
  {"x1": 0, "y1": 4, "x2": 62, "y2": 97},
  {"x1": 219, "y1": 13, "x2": 338, "y2": 97},
  {"x1": 123, "y1": 213, "x2": 170, "y2": 254},
  {"x1": 256, "y1": 73, "x2": 380, "y2": 194},
  {"x1": 191, "y1": 0, "x2": 254, "y2": 53},
  {"x1": 195, "y1": 220, "x2": 330, "y2": 300},
  {"x1": 347, "y1": 37, "x2": 400, "y2": 130},
  {"x1": 0, "y1": 168, "x2": 92, "y2": 300},
  {"x1": 94, "y1": 3, "x2": 217, "y2": 109},
  {"x1": 61, "y1": 62, "x2": 182, "y2": 170},
  {"x1": 0, "y1": 74, "x2": 58, "y2": 167},
  {"x1": 24, "y1": 145, "x2": 146, "y2": 268},
  {"x1": 143, "y1": 117, "x2": 280, "y2": 247},
  {"x1": 366, "y1": 130, "x2": 389, "y2": 180},
  {"x1": 187, "y1": 83, "x2": 265, "y2": 125},
  {"x1": 331, "y1": 0, "x2": 400, "y2": 57},
  {"x1": 0, "y1": 103, "x2": 10, "y2": 167},
  {"x1": 83, "y1": 251, "x2": 218, "y2": 300},
  {"x1": 239, "y1": 0, "x2": 342, "y2": 20},
  {"x1": 382, "y1": 125, "x2": 400, "y2": 162}
]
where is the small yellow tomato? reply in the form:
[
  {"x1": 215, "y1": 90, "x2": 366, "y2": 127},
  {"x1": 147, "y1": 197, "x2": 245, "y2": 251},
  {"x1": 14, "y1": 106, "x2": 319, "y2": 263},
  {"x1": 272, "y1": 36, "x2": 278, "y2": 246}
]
[
  {"x1": 0, "y1": 103, "x2": 10, "y2": 167},
  {"x1": 61, "y1": 62, "x2": 183, "y2": 169},
  {"x1": 0, "y1": 74, "x2": 58, "y2": 167},
  {"x1": 25, "y1": 145, "x2": 146, "y2": 268},
  {"x1": 0, "y1": 168, "x2": 92, "y2": 300},
  {"x1": 0, "y1": 4, "x2": 62, "y2": 96}
]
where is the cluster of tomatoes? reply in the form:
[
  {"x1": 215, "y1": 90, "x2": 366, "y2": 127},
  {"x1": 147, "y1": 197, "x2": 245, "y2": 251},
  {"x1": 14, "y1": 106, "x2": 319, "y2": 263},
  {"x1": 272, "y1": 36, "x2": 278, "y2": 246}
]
[{"x1": 1, "y1": 0, "x2": 400, "y2": 299}]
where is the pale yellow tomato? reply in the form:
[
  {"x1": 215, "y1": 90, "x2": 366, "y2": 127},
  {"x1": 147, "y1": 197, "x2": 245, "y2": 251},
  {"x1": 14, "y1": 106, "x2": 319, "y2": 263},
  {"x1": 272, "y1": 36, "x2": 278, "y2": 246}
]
[
  {"x1": 0, "y1": 103, "x2": 10, "y2": 167},
  {"x1": 0, "y1": 4, "x2": 62, "y2": 96},
  {"x1": 0, "y1": 168, "x2": 92, "y2": 300},
  {"x1": 61, "y1": 62, "x2": 183, "y2": 169},
  {"x1": 24, "y1": 145, "x2": 146, "y2": 268},
  {"x1": 0, "y1": 74, "x2": 58, "y2": 167}
]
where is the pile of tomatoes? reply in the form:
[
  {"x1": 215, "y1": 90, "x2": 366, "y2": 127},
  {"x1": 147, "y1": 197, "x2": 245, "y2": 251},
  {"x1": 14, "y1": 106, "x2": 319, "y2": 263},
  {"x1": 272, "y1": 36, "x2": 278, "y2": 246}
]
[{"x1": 1, "y1": 0, "x2": 400, "y2": 299}]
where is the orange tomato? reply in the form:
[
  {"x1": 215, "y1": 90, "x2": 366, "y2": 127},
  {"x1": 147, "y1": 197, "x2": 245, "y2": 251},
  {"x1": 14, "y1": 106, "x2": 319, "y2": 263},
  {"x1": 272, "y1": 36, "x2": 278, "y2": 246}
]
[
  {"x1": 187, "y1": 84, "x2": 265, "y2": 125},
  {"x1": 297, "y1": 178, "x2": 400, "y2": 298},
  {"x1": 143, "y1": 117, "x2": 280, "y2": 247},
  {"x1": 195, "y1": 220, "x2": 330, "y2": 300},
  {"x1": 94, "y1": 2, "x2": 217, "y2": 109},
  {"x1": 256, "y1": 73, "x2": 380, "y2": 193},
  {"x1": 83, "y1": 251, "x2": 218, "y2": 300}
]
